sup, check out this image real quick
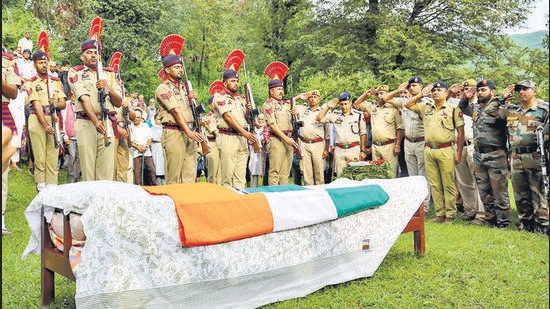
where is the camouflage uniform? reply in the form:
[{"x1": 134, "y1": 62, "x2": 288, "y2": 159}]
[
  {"x1": 505, "y1": 102, "x2": 549, "y2": 232},
  {"x1": 460, "y1": 96, "x2": 511, "y2": 227}
]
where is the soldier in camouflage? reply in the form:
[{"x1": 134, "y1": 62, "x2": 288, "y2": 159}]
[
  {"x1": 459, "y1": 79, "x2": 511, "y2": 228},
  {"x1": 501, "y1": 80, "x2": 549, "y2": 235}
]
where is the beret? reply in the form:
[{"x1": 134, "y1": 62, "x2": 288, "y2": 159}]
[
  {"x1": 338, "y1": 92, "x2": 351, "y2": 101},
  {"x1": 476, "y1": 79, "x2": 496, "y2": 90},
  {"x1": 433, "y1": 81, "x2": 449, "y2": 90},
  {"x1": 408, "y1": 76, "x2": 422, "y2": 84}
]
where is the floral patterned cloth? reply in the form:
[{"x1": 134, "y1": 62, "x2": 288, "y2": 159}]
[{"x1": 23, "y1": 177, "x2": 428, "y2": 309}]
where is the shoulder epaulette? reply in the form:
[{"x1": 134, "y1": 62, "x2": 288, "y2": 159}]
[
  {"x1": 2, "y1": 52, "x2": 13, "y2": 60},
  {"x1": 73, "y1": 65, "x2": 86, "y2": 71},
  {"x1": 50, "y1": 76, "x2": 61, "y2": 81},
  {"x1": 29, "y1": 75, "x2": 39, "y2": 82}
]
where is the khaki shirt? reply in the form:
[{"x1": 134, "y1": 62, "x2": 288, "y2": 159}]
[
  {"x1": 155, "y1": 80, "x2": 193, "y2": 126},
  {"x1": 393, "y1": 97, "x2": 426, "y2": 139},
  {"x1": 319, "y1": 109, "x2": 367, "y2": 144},
  {"x1": 202, "y1": 111, "x2": 219, "y2": 138},
  {"x1": 360, "y1": 102, "x2": 403, "y2": 142},
  {"x1": 2, "y1": 55, "x2": 21, "y2": 102},
  {"x1": 409, "y1": 100, "x2": 465, "y2": 144},
  {"x1": 212, "y1": 91, "x2": 248, "y2": 129},
  {"x1": 68, "y1": 65, "x2": 121, "y2": 113},
  {"x1": 296, "y1": 105, "x2": 326, "y2": 140},
  {"x1": 26, "y1": 75, "x2": 66, "y2": 107},
  {"x1": 263, "y1": 98, "x2": 292, "y2": 131}
]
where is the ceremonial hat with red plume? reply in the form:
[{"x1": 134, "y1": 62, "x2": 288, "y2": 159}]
[
  {"x1": 264, "y1": 61, "x2": 288, "y2": 89},
  {"x1": 222, "y1": 49, "x2": 245, "y2": 80},
  {"x1": 159, "y1": 34, "x2": 184, "y2": 68}
]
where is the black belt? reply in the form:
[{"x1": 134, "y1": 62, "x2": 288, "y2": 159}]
[
  {"x1": 513, "y1": 145, "x2": 537, "y2": 154},
  {"x1": 475, "y1": 145, "x2": 504, "y2": 154}
]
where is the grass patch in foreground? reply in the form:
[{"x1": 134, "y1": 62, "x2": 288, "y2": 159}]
[{"x1": 2, "y1": 165, "x2": 549, "y2": 308}]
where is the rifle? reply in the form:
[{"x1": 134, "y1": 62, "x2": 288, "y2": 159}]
[
  {"x1": 95, "y1": 41, "x2": 112, "y2": 147},
  {"x1": 243, "y1": 60, "x2": 261, "y2": 153},
  {"x1": 536, "y1": 126, "x2": 549, "y2": 201},
  {"x1": 38, "y1": 31, "x2": 60, "y2": 149},
  {"x1": 181, "y1": 59, "x2": 210, "y2": 156},
  {"x1": 289, "y1": 76, "x2": 304, "y2": 159},
  {"x1": 46, "y1": 65, "x2": 60, "y2": 149}
]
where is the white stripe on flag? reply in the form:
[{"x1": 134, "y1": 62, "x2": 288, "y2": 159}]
[{"x1": 264, "y1": 189, "x2": 338, "y2": 232}]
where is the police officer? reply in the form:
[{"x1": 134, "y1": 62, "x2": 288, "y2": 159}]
[
  {"x1": 212, "y1": 69, "x2": 257, "y2": 188},
  {"x1": 202, "y1": 96, "x2": 220, "y2": 184},
  {"x1": 355, "y1": 85, "x2": 404, "y2": 178},
  {"x1": 501, "y1": 80, "x2": 549, "y2": 234},
  {"x1": 68, "y1": 39, "x2": 123, "y2": 181},
  {"x1": 263, "y1": 79, "x2": 300, "y2": 186},
  {"x1": 27, "y1": 50, "x2": 66, "y2": 191},
  {"x1": 317, "y1": 92, "x2": 367, "y2": 177},
  {"x1": 155, "y1": 54, "x2": 204, "y2": 184},
  {"x1": 295, "y1": 90, "x2": 329, "y2": 185},
  {"x1": 406, "y1": 82, "x2": 465, "y2": 223},
  {"x1": 381, "y1": 76, "x2": 431, "y2": 212}
]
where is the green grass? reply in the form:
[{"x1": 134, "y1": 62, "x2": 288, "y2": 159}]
[{"x1": 2, "y1": 165, "x2": 549, "y2": 308}]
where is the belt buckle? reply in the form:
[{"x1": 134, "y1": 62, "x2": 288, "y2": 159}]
[
  {"x1": 410, "y1": 137, "x2": 417, "y2": 142},
  {"x1": 344, "y1": 144, "x2": 350, "y2": 149},
  {"x1": 430, "y1": 143, "x2": 439, "y2": 149}
]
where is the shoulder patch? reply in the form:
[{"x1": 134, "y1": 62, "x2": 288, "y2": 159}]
[
  {"x1": 458, "y1": 111, "x2": 464, "y2": 118},
  {"x1": 264, "y1": 108, "x2": 272, "y2": 115},
  {"x1": 217, "y1": 100, "x2": 226, "y2": 107},
  {"x1": 73, "y1": 65, "x2": 85, "y2": 71},
  {"x1": 29, "y1": 76, "x2": 39, "y2": 82},
  {"x1": 26, "y1": 88, "x2": 33, "y2": 96},
  {"x1": 69, "y1": 75, "x2": 78, "y2": 84},
  {"x1": 161, "y1": 92, "x2": 172, "y2": 100}
]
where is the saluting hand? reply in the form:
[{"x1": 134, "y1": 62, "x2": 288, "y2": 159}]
[
  {"x1": 502, "y1": 85, "x2": 515, "y2": 101},
  {"x1": 421, "y1": 84, "x2": 434, "y2": 97}
]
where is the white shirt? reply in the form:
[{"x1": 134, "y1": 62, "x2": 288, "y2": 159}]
[
  {"x1": 130, "y1": 122, "x2": 153, "y2": 158},
  {"x1": 18, "y1": 37, "x2": 33, "y2": 52}
]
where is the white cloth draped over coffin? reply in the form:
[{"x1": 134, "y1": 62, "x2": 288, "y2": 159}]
[{"x1": 23, "y1": 176, "x2": 428, "y2": 309}]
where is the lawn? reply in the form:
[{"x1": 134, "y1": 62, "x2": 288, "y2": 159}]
[{"x1": 2, "y1": 165, "x2": 549, "y2": 308}]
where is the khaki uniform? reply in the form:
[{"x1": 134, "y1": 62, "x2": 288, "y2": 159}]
[
  {"x1": 296, "y1": 105, "x2": 327, "y2": 185},
  {"x1": 409, "y1": 101, "x2": 465, "y2": 219},
  {"x1": 203, "y1": 111, "x2": 220, "y2": 184},
  {"x1": 26, "y1": 75, "x2": 66, "y2": 187},
  {"x1": 318, "y1": 109, "x2": 367, "y2": 176},
  {"x1": 155, "y1": 80, "x2": 198, "y2": 184},
  {"x1": 213, "y1": 90, "x2": 249, "y2": 188},
  {"x1": 359, "y1": 102, "x2": 403, "y2": 177},
  {"x1": 394, "y1": 97, "x2": 431, "y2": 211},
  {"x1": 68, "y1": 65, "x2": 121, "y2": 181},
  {"x1": 113, "y1": 105, "x2": 130, "y2": 182},
  {"x1": 264, "y1": 98, "x2": 294, "y2": 186}
]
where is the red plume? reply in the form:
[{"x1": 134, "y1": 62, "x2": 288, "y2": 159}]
[
  {"x1": 158, "y1": 68, "x2": 167, "y2": 81},
  {"x1": 223, "y1": 49, "x2": 245, "y2": 71},
  {"x1": 37, "y1": 31, "x2": 49, "y2": 53},
  {"x1": 159, "y1": 34, "x2": 185, "y2": 57},
  {"x1": 209, "y1": 80, "x2": 224, "y2": 95},
  {"x1": 264, "y1": 61, "x2": 289, "y2": 80},
  {"x1": 109, "y1": 52, "x2": 122, "y2": 71},
  {"x1": 88, "y1": 16, "x2": 103, "y2": 41}
]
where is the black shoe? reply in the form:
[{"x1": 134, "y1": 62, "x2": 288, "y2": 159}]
[
  {"x1": 517, "y1": 221, "x2": 534, "y2": 232},
  {"x1": 533, "y1": 225, "x2": 548, "y2": 236},
  {"x1": 462, "y1": 214, "x2": 476, "y2": 221}
]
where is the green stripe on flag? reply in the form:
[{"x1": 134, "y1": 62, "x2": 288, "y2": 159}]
[
  {"x1": 325, "y1": 185, "x2": 389, "y2": 217},
  {"x1": 246, "y1": 184, "x2": 308, "y2": 193}
]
